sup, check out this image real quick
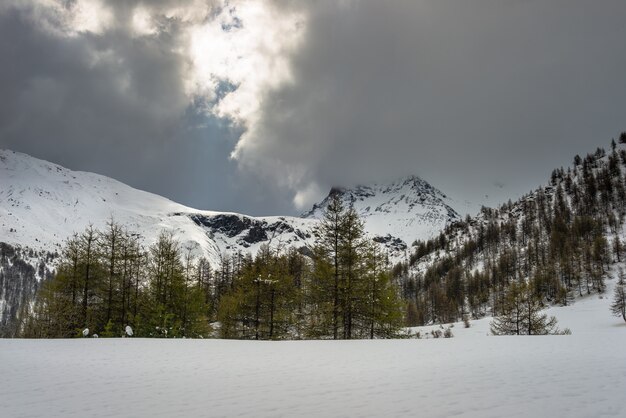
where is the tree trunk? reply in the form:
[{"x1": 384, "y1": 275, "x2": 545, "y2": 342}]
[
  {"x1": 269, "y1": 287, "x2": 275, "y2": 339},
  {"x1": 333, "y1": 230, "x2": 339, "y2": 340},
  {"x1": 255, "y1": 279, "x2": 260, "y2": 340},
  {"x1": 82, "y1": 234, "x2": 93, "y2": 327}
]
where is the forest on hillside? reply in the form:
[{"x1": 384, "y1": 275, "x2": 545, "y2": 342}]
[
  {"x1": 396, "y1": 135, "x2": 626, "y2": 328},
  {"x1": 23, "y1": 200, "x2": 403, "y2": 339}
]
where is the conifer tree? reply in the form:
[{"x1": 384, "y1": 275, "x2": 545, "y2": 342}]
[
  {"x1": 340, "y1": 206, "x2": 366, "y2": 339},
  {"x1": 314, "y1": 193, "x2": 346, "y2": 339},
  {"x1": 610, "y1": 270, "x2": 626, "y2": 322},
  {"x1": 80, "y1": 226, "x2": 98, "y2": 328},
  {"x1": 362, "y1": 244, "x2": 403, "y2": 338},
  {"x1": 101, "y1": 219, "x2": 124, "y2": 331},
  {"x1": 490, "y1": 282, "x2": 526, "y2": 335},
  {"x1": 491, "y1": 282, "x2": 562, "y2": 335}
]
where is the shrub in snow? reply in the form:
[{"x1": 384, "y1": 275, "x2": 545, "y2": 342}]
[
  {"x1": 431, "y1": 329, "x2": 442, "y2": 339},
  {"x1": 444, "y1": 328, "x2": 454, "y2": 338},
  {"x1": 610, "y1": 275, "x2": 626, "y2": 322},
  {"x1": 93, "y1": 334, "x2": 99, "y2": 338},
  {"x1": 463, "y1": 315, "x2": 471, "y2": 328},
  {"x1": 401, "y1": 329, "x2": 421, "y2": 339},
  {"x1": 102, "y1": 319, "x2": 115, "y2": 338}
]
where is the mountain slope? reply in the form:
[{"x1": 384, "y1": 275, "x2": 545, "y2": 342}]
[
  {"x1": 395, "y1": 142, "x2": 626, "y2": 326},
  {"x1": 0, "y1": 149, "x2": 318, "y2": 267}
]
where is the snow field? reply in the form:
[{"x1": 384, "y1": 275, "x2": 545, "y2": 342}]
[{"x1": 1, "y1": 281, "x2": 625, "y2": 418}]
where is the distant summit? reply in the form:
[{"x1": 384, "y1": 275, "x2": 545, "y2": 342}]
[{"x1": 304, "y1": 175, "x2": 461, "y2": 247}]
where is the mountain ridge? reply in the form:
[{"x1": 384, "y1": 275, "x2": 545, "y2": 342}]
[{"x1": 0, "y1": 149, "x2": 460, "y2": 266}]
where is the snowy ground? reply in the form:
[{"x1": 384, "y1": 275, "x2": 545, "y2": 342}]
[{"x1": 1, "y1": 281, "x2": 625, "y2": 418}]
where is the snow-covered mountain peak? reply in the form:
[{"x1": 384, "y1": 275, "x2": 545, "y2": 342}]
[{"x1": 304, "y1": 175, "x2": 461, "y2": 247}]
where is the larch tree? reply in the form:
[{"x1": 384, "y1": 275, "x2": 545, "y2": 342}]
[
  {"x1": 491, "y1": 281, "x2": 562, "y2": 335},
  {"x1": 339, "y1": 206, "x2": 366, "y2": 339},
  {"x1": 610, "y1": 270, "x2": 626, "y2": 322},
  {"x1": 314, "y1": 193, "x2": 346, "y2": 339}
]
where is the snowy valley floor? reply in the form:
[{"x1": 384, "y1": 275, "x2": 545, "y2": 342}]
[{"x1": 1, "y1": 282, "x2": 625, "y2": 418}]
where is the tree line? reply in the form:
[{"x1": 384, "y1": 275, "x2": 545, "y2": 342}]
[
  {"x1": 24, "y1": 197, "x2": 404, "y2": 339},
  {"x1": 24, "y1": 222, "x2": 210, "y2": 338}
]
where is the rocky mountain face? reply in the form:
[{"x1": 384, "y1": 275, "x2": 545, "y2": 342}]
[{"x1": 0, "y1": 149, "x2": 461, "y2": 333}]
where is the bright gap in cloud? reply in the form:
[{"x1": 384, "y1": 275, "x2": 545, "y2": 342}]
[{"x1": 187, "y1": 1, "x2": 306, "y2": 124}]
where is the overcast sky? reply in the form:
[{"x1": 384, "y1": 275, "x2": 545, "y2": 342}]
[{"x1": 1, "y1": 0, "x2": 625, "y2": 216}]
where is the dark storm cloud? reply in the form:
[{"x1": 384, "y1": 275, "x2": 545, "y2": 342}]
[
  {"x1": 1, "y1": 1, "x2": 626, "y2": 216},
  {"x1": 0, "y1": 9, "x2": 185, "y2": 157},
  {"x1": 0, "y1": 0, "x2": 294, "y2": 215},
  {"x1": 234, "y1": 0, "x2": 626, "y2": 210}
]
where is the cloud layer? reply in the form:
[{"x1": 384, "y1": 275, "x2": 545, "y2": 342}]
[
  {"x1": 1, "y1": 1, "x2": 626, "y2": 215},
  {"x1": 0, "y1": 0, "x2": 305, "y2": 214},
  {"x1": 232, "y1": 0, "x2": 626, "y2": 209}
]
